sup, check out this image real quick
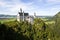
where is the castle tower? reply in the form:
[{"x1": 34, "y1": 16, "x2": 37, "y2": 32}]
[
  {"x1": 20, "y1": 8, "x2": 22, "y2": 13},
  {"x1": 20, "y1": 8, "x2": 24, "y2": 21},
  {"x1": 23, "y1": 11, "x2": 24, "y2": 21},
  {"x1": 17, "y1": 8, "x2": 29, "y2": 22},
  {"x1": 34, "y1": 12, "x2": 36, "y2": 18},
  {"x1": 17, "y1": 12, "x2": 20, "y2": 22}
]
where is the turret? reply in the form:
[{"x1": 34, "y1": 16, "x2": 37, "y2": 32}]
[
  {"x1": 23, "y1": 11, "x2": 24, "y2": 21},
  {"x1": 34, "y1": 12, "x2": 36, "y2": 18},
  {"x1": 20, "y1": 8, "x2": 22, "y2": 13}
]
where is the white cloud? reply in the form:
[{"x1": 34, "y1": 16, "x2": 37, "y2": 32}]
[
  {"x1": 0, "y1": 0, "x2": 36, "y2": 15},
  {"x1": 47, "y1": 0, "x2": 60, "y2": 2},
  {"x1": 0, "y1": 1, "x2": 6, "y2": 6},
  {"x1": 0, "y1": 0, "x2": 60, "y2": 16}
]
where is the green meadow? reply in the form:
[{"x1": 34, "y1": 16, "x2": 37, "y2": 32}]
[{"x1": 0, "y1": 18, "x2": 16, "y2": 23}]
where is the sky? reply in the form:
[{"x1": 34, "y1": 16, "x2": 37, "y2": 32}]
[{"x1": 0, "y1": 0, "x2": 60, "y2": 16}]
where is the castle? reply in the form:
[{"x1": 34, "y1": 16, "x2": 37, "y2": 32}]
[{"x1": 17, "y1": 8, "x2": 36, "y2": 23}]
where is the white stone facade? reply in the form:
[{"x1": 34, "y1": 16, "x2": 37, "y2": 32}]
[{"x1": 26, "y1": 16, "x2": 34, "y2": 24}]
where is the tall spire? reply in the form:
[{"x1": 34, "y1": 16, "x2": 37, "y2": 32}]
[{"x1": 20, "y1": 8, "x2": 22, "y2": 13}]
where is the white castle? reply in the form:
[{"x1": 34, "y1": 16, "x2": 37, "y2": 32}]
[{"x1": 17, "y1": 8, "x2": 36, "y2": 23}]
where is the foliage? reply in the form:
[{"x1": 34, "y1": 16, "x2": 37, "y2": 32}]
[
  {"x1": 0, "y1": 13, "x2": 60, "y2": 40},
  {"x1": 47, "y1": 12, "x2": 60, "y2": 40},
  {"x1": 0, "y1": 22, "x2": 29, "y2": 40},
  {"x1": 0, "y1": 18, "x2": 48, "y2": 40}
]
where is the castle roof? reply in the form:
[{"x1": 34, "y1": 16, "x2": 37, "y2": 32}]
[{"x1": 18, "y1": 12, "x2": 29, "y2": 16}]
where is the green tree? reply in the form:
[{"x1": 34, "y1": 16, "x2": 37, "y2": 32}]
[{"x1": 32, "y1": 18, "x2": 48, "y2": 40}]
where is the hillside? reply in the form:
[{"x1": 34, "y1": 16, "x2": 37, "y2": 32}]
[
  {"x1": 0, "y1": 12, "x2": 60, "y2": 40},
  {"x1": 54, "y1": 12, "x2": 60, "y2": 27},
  {"x1": 0, "y1": 18, "x2": 48, "y2": 40},
  {"x1": 55, "y1": 12, "x2": 60, "y2": 17},
  {"x1": 53, "y1": 12, "x2": 60, "y2": 21}
]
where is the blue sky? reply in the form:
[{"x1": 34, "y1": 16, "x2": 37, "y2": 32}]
[{"x1": 0, "y1": 0, "x2": 60, "y2": 16}]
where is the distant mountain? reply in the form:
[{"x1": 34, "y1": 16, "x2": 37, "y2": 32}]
[
  {"x1": 36, "y1": 16, "x2": 53, "y2": 18},
  {"x1": 36, "y1": 16, "x2": 53, "y2": 20},
  {"x1": 0, "y1": 14, "x2": 16, "y2": 18},
  {"x1": 0, "y1": 14, "x2": 53, "y2": 19}
]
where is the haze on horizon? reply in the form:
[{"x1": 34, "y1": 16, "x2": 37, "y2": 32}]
[{"x1": 0, "y1": 0, "x2": 60, "y2": 16}]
